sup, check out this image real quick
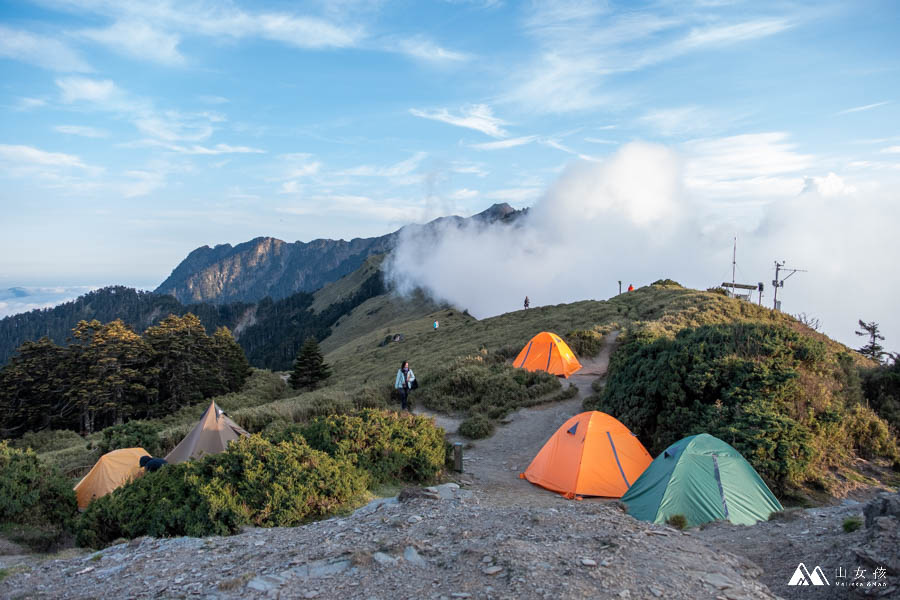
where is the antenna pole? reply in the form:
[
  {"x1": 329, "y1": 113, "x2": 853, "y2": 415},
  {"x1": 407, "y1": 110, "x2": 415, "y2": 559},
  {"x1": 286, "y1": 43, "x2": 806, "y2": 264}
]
[
  {"x1": 773, "y1": 261, "x2": 781, "y2": 309},
  {"x1": 732, "y1": 237, "x2": 736, "y2": 294}
]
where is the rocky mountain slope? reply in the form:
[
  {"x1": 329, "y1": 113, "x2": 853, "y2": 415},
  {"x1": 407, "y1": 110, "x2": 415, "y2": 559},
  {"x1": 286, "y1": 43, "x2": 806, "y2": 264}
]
[{"x1": 155, "y1": 203, "x2": 526, "y2": 305}]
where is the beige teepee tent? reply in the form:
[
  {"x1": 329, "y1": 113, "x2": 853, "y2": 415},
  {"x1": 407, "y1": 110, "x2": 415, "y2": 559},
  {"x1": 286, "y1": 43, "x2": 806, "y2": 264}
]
[{"x1": 165, "y1": 401, "x2": 249, "y2": 464}]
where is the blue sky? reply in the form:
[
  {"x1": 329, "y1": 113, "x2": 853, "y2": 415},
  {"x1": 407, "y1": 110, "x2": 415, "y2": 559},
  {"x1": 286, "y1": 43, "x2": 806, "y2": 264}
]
[{"x1": 1, "y1": 1, "x2": 899, "y2": 349}]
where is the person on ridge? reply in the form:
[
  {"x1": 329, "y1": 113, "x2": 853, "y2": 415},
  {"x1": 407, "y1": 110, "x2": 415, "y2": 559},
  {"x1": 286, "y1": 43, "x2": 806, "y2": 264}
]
[
  {"x1": 139, "y1": 455, "x2": 168, "y2": 472},
  {"x1": 394, "y1": 360, "x2": 416, "y2": 411},
  {"x1": 524, "y1": 296, "x2": 530, "y2": 309},
  {"x1": 627, "y1": 284, "x2": 634, "y2": 292}
]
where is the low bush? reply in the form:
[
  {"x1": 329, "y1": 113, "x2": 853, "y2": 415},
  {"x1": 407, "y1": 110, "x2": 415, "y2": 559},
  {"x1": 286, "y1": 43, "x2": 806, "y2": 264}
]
[
  {"x1": 299, "y1": 409, "x2": 445, "y2": 484},
  {"x1": 11, "y1": 429, "x2": 84, "y2": 454},
  {"x1": 458, "y1": 413, "x2": 495, "y2": 440},
  {"x1": 842, "y1": 516, "x2": 863, "y2": 533},
  {"x1": 565, "y1": 330, "x2": 604, "y2": 358},
  {"x1": 76, "y1": 435, "x2": 366, "y2": 548},
  {"x1": 666, "y1": 514, "x2": 688, "y2": 530},
  {"x1": 0, "y1": 441, "x2": 78, "y2": 542},
  {"x1": 416, "y1": 355, "x2": 560, "y2": 419},
  {"x1": 96, "y1": 421, "x2": 162, "y2": 456},
  {"x1": 844, "y1": 404, "x2": 898, "y2": 460}
]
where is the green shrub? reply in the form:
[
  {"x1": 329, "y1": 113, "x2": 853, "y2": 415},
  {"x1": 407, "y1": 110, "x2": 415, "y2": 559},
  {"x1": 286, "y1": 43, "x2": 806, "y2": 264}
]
[
  {"x1": 416, "y1": 355, "x2": 560, "y2": 420},
  {"x1": 11, "y1": 429, "x2": 84, "y2": 453},
  {"x1": 844, "y1": 405, "x2": 898, "y2": 460},
  {"x1": 77, "y1": 435, "x2": 366, "y2": 548},
  {"x1": 585, "y1": 322, "x2": 880, "y2": 493},
  {"x1": 843, "y1": 516, "x2": 862, "y2": 533},
  {"x1": 459, "y1": 413, "x2": 495, "y2": 440},
  {"x1": 300, "y1": 409, "x2": 445, "y2": 484},
  {"x1": 565, "y1": 330, "x2": 604, "y2": 358},
  {"x1": 96, "y1": 421, "x2": 162, "y2": 456},
  {"x1": 666, "y1": 514, "x2": 688, "y2": 530},
  {"x1": 652, "y1": 279, "x2": 683, "y2": 288},
  {"x1": 0, "y1": 441, "x2": 78, "y2": 534}
]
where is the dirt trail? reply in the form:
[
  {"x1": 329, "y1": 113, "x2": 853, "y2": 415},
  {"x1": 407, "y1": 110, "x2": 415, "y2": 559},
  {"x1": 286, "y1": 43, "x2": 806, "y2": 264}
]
[{"x1": 416, "y1": 331, "x2": 619, "y2": 508}]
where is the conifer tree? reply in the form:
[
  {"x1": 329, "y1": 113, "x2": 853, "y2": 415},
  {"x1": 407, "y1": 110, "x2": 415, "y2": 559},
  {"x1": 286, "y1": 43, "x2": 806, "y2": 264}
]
[
  {"x1": 856, "y1": 320, "x2": 886, "y2": 362},
  {"x1": 212, "y1": 326, "x2": 252, "y2": 391},
  {"x1": 289, "y1": 337, "x2": 331, "y2": 391}
]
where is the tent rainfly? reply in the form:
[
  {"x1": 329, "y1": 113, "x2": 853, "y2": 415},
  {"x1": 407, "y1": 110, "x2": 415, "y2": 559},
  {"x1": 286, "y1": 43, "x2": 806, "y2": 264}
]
[
  {"x1": 513, "y1": 331, "x2": 582, "y2": 378},
  {"x1": 73, "y1": 447, "x2": 148, "y2": 510},
  {"x1": 521, "y1": 411, "x2": 652, "y2": 498},
  {"x1": 164, "y1": 401, "x2": 249, "y2": 464},
  {"x1": 622, "y1": 433, "x2": 784, "y2": 527}
]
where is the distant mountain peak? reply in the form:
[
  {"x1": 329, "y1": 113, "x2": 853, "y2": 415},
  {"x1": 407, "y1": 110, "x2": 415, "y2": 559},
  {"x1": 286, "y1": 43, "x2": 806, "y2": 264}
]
[{"x1": 155, "y1": 203, "x2": 528, "y2": 304}]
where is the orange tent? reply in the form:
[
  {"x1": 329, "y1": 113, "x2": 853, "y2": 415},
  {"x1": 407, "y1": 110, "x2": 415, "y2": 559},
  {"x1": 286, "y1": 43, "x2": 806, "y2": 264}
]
[
  {"x1": 521, "y1": 412, "x2": 652, "y2": 498},
  {"x1": 74, "y1": 447, "x2": 148, "y2": 510},
  {"x1": 513, "y1": 332, "x2": 582, "y2": 378}
]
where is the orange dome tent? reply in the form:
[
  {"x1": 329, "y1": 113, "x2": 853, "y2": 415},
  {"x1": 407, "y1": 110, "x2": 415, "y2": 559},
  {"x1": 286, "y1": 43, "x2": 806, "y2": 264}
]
[
  {"x1": 520, "y1": 411, "x2": 652, "y2": 498},
  {"x1": 73, "y1": 447, "x2": 148, "y2": 510},
  {"x1": 513, "y1": 331, "x2": 582, "y2": 378}
]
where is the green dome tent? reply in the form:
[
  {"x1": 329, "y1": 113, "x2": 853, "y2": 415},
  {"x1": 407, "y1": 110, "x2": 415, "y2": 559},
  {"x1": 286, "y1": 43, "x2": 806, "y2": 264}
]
[{"x1": 621, "y1": 434, "x2": 783, "y2": 527}]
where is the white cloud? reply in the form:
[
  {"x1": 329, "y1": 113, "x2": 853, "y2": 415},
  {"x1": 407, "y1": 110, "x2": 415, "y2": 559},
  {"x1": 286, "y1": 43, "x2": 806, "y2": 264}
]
[
  {"x1": 394, "y1": 36, "x2": 469, "y2": 63},
  {"x1": 683, "y1": 132, "x2": 814, "y2": 200},
  {"x1": 80, "y1": 21, "x2": 185, "y2": 65},
  {"x1": 135, "y1": 140, "x2": 265, "y2": 155},
  {"x1": 56, "y1": 77, "x2": 120, "y2": 103},
  {"x1": 277, "y1": 194, "x2": 419, "y2": 221},
  {"x1": 505, "y1": 4, "x2": 795, "y2": 113},
  {"x1": 55, "y1": 125, "x2": 110, "y2": 138},
  {"x1": 835, "y1": 101, "x2": 891, "y2": 115},
  {"x1": 639, "y1": 106, "x2": 711, "y2": 136},
  {"x1": 881, "y1": 146, "x2": 900, "y2": 154},
  {"x1": 0, "y1": 25, "x2": 91, "y2": 72},
  {"x1": 15, "y1": 97, "x2": 48, "y2": 111},
  {"x1": 484, "y1": 187, "x2": 543, "y2": 203},
  {"x1": 801, "y1": 172, "x2": 855, "y2": 197},
  {"x1": 449, "y1": 188, "x2": 479, "y2": 200},
  {"x1": 410, "y1": 105, "x2": 507, "y2": 137},
  {"x1": 342, "y1": 152, "x2": 427, "y2": 178},
  {"x1": 451, "y1": 162, "x2": 489, "y2": 177},
  {"x1": 134, "y1": 111, "x2": 221, "y2": 142},
  {"x1": 471, "y1": 135, "x2": 537, "y2": 150},
  {"x1": 677, "y1": 19, "x2": 792, "y2": 49},
  {"x1": 0, "y1": 144, "x2": 91, "y2": 169}
]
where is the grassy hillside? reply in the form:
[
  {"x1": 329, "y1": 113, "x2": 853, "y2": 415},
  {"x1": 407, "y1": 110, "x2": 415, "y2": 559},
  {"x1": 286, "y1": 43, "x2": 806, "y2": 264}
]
[
  {"x1": 323, "y1": 281, "x2": 817, "y2": 392},
  {"x1": 16, "y1": 279, "x2": 897, "y2": 506}
]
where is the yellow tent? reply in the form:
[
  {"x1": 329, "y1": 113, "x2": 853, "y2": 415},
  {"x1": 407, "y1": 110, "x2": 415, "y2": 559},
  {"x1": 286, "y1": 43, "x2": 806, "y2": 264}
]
[
  {"x1": 513, "y1": 332, "x2": 582, "y2": 378},
  {"x1": 74, "y1": 447, "x2": 148, "y2": 510},
  {"x1": 165, "y1": 401, "x2": 249, "y2": 464}
]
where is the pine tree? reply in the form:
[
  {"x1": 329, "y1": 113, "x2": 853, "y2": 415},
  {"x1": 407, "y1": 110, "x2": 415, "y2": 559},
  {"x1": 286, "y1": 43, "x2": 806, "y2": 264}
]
[
  {"x1": 289, "y1": 337, "x2": 331, "y2": 391},
  {"x1": 856, "y1": 320, "x2": 886, "y2": 362},
  {"x1": 212, "y1": 326, "x2": 252, "y2": 391}
]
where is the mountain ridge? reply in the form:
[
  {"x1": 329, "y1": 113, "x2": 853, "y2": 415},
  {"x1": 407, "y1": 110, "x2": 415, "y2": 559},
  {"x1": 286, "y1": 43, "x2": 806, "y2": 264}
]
[{"x1": 154, "y1": 203, "x2": 526, "y2": 305}]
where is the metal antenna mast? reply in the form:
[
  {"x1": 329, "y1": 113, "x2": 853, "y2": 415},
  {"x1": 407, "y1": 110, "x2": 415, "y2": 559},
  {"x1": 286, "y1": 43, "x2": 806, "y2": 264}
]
[
  {"x1": 732, "y1": 237, "x2": 736, "y2": 292},
  {"x1": 772, "y1": 261, "x2": 807, "y2": 311}
]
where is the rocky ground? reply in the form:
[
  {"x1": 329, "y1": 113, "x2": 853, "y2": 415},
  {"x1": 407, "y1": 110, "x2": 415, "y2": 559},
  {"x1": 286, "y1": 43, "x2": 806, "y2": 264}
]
[
  {"x1": 2, "y1": 331, "x2": 897, "y2": 599},
  {"x1": 2, "y1": 483, "x2": 778, "y2": 600}
]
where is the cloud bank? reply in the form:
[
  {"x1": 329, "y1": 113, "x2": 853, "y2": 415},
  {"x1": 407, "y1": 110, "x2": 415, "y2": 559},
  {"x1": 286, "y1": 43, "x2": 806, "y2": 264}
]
[{"x1": 386, "y1": 142, "x2": 900, "y2": 352}]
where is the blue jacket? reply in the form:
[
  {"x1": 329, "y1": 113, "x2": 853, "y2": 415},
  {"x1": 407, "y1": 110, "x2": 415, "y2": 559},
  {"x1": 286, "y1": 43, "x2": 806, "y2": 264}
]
[{"x1": 394, "y1": 368, "x2": 415, "y2": 389}]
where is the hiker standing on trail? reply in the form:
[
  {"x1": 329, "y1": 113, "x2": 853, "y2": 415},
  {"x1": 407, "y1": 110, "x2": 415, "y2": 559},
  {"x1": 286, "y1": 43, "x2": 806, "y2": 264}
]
[
  {"x1": 394, "y1": 360, "x2": 416, "y2": 411},
  {"x1": 627, "y1": 284, "x2": 634, "y2": 292},
  {"x1": 524, "y1": 296, "x2": 530, "y2": 309}
]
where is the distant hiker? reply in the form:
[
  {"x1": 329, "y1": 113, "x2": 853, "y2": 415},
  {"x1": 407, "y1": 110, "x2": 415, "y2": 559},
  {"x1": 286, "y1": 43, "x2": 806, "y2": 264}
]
[
  {"x1": 139, "y1": 455, "x2": 168, "y2": 472},
  {"x1": 524, "y1": 296, "x2": 530, "y2": 309},
  {"x1": 627, "y1": 284, "x2": 634, "y2": 292},
  {"x1": 433, "y1": 320, "x2": 439, "y2": 330},
  {"x1": 394, "y1": 360, "x2": 416, "y2": 411}
]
